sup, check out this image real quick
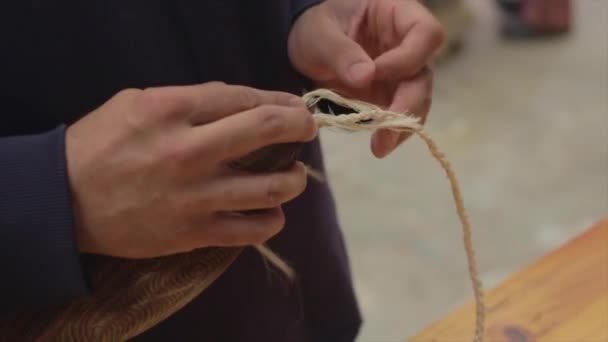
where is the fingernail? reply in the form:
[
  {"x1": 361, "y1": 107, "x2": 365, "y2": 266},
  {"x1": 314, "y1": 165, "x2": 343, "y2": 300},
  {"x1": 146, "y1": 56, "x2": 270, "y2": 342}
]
[{"x1": 348, "y1": 62, "x2": 374, "y2": 85}]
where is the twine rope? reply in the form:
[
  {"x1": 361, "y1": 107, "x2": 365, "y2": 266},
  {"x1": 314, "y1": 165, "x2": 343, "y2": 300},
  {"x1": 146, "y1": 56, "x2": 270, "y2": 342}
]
[{"x1": 302, "y1": 89, "x2": 486, "y2": 342}]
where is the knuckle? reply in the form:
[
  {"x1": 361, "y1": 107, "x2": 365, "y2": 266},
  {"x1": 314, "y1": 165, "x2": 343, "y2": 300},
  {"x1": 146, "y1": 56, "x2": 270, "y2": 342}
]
[
  {"x1": 420, "y1": 66, "x2": 434, "y2": 80},
  {"x1": 263, "y1": 177, "x2": 285, "y2": 207},
  {"x1": 136, "y1": 88, "x2": 165, "y2": 116},
  {"x1": 138, "y1": 87, "x2": 188, "y2": 121},
  {"x1": 110, "y1": 89, "x2": 145, "y2": 127},
  {"x1": 426, "y1": 20, "x2": 446, "y2": 47},
  {"x1": 198, "y1": 81, "x2": 228, "y2": 96},
  {"x1": 276, "y1": 91, "x2": 303, "y2": 107},
  {"x1": 116, "y1": 88, "x2": 143, "y2": 101},
  {"x1": 138, "y1": 87, "x2": 163, "y2": 106},
  {"x1": 233, "y1": 86, "x2": 259, "y2": 109},
  {"x1": 258, "y1": 107, "x2": 287, "y2": 140}
]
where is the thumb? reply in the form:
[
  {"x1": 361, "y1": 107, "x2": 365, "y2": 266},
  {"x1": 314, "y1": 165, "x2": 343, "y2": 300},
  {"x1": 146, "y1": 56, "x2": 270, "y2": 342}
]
[
  {"x1": 317, "y1": 22, "x2": 375, "y2": 88},
  {"x1": 291, "y1": 8, "x2": 375, "y2": 88}
]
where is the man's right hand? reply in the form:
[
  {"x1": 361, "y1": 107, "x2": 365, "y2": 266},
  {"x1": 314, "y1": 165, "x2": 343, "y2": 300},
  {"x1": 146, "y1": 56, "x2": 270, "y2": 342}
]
[{"x1": 65, "y1": 82, "x2": 316, "y2": 259}]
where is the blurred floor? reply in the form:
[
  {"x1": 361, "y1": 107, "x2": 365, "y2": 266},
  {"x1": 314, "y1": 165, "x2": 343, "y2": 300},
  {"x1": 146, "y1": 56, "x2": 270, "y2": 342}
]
[{"x1": 318, "y1": 0, "x2": 608, "y2": 341}]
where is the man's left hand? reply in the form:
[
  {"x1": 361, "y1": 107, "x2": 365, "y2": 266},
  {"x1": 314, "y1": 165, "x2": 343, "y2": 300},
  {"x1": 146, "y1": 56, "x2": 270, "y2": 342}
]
[{"x1": 288, "y1": 0, "x2": 445, "y2": 158}]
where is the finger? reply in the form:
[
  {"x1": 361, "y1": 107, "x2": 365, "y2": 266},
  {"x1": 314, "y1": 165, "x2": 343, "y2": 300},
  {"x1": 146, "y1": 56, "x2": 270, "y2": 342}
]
[
  {"x1": 203, "y1": 162, "x2": 308, "y2": 211},
  {"x1": 186, "y1": 83, "x2": 304, "y2": 125},
  {"x1": 138, "y1": 82, "x2": 303, "y2": 126},
  {"x1": 321, "y1": 26, "x2": 376, "y2": 88},
  {"x1": 370, "y1": 69, "x2": 433, "y2": 158},
  {"x1": 374, "y1": 3, "x2": 444, "y2": 80},
  {"x1": 371, "y1": 129, "x2": 401, "y2": 159},
  {"x1": 290, "y1": 6, "x2": 375, "y2": 88},
  {"x1": 205, "y1": 207, "x2": 286, "y2": 247},
  {"x1": 191, "y1": 104, "x2": 317, "y2": 163},
  {"x1": 389, "y1": 67, "x2": 433, "y2": 116}
]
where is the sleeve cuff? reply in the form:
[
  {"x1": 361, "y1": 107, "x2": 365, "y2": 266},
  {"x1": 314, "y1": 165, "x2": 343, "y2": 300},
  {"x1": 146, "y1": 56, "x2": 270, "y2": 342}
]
[
  {"x1": 290, "y1": 0, "x2": 324, "y2": 24},
  {"x1": 0, "y1": 126, "x2": 91, "y2": 312}
]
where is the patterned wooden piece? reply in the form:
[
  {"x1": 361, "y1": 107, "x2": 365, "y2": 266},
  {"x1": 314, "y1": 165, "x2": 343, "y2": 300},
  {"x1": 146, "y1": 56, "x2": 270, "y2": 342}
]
[{"x1": 0, "y1": 142, "x2": 303, "y2": 341}]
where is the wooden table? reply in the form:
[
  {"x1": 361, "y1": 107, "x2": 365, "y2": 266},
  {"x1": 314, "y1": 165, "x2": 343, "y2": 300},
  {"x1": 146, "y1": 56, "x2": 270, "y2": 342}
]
[{"x1": 410, "y1": 219, "x2": 608, "y2": 342}]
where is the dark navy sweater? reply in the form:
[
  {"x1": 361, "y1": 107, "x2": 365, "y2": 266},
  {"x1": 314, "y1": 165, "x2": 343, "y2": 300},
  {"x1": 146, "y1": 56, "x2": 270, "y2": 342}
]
[{"x1": 0, "y1": 1, "x2": 361, "y2": 341}]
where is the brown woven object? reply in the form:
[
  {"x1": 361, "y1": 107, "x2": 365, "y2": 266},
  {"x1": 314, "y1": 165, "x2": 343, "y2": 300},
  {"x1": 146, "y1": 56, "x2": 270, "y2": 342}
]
[{"x1": 0, "y1": 142, "x2": 303, "y2": 342}]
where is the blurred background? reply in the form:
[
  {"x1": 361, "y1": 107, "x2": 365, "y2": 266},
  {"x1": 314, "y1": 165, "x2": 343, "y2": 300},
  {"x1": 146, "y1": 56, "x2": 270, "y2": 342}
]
[{"x1": 318, "y1": 0, "x2": 607, "y2": 341}]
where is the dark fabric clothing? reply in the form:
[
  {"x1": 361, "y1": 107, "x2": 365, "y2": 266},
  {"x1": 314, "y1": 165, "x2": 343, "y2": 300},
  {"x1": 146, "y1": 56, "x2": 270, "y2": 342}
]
[{"x1": 0, "y1": 1, "x2": 361, "y2": 341}]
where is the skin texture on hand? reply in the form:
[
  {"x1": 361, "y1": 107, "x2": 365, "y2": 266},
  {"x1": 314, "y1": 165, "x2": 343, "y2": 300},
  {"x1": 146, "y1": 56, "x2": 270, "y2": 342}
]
[
  {"x1": 66, "y1": 82, "x2": 317, "y2": 258},
  {"x1": 288, "y1": 0, "x2": 445, "y2": 158}
]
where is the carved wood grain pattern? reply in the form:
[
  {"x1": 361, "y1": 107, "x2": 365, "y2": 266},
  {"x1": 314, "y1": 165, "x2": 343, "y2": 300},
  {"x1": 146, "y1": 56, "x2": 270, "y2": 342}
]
[
  {"x1": 0, "y1": 142, "x2": 303, "y2": 341},
  {"x1": 1, "y1": 248, "x2": 242, "y2": 341}
]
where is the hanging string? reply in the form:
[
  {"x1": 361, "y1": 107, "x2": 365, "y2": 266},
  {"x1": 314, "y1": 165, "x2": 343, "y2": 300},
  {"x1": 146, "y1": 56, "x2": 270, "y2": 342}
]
[{"x1": 303, "y1": 89, "x2": 486, "y2": 342}]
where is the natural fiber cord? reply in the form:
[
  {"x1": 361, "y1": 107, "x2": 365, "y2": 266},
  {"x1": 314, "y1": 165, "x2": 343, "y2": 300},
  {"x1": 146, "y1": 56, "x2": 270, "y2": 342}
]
[{"x1": 304, "y1": 89, "x2": 486, "y2": 342}]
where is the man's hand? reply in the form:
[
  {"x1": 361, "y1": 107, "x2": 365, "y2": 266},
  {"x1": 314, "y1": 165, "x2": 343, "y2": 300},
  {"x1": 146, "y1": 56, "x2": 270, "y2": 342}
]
[
  {"x1": 288, "y1": 0, "x2": 444, "y2": 158},
  {"x1": 66, "y1": 82, "x2": 316, "y2": 258}
]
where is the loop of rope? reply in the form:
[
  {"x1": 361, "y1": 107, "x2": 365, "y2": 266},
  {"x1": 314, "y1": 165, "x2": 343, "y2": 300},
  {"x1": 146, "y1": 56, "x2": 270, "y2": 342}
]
[{"x1": 303, "y1": 89, "x2": 486, "y2": 342}]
